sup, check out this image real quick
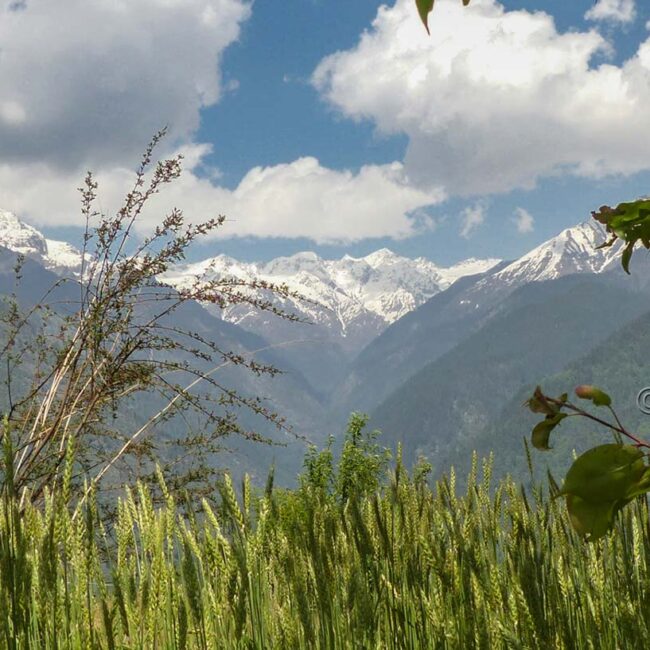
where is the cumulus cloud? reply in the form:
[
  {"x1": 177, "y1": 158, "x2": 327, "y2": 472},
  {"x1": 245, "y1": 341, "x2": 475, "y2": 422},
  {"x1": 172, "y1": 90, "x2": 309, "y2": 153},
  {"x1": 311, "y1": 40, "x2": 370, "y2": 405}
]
[
  {"x1": 0, "y1": 147, "x2": 443, "y2": 244},
  {"x1": 0, "y1": 0, "x2": 446, "y2": 243},
  {"x1": 459, "y1": 204, "x2": 485, "y2": 238},
  {"x1": 512, "y1": 207, "x2": 534, "y2": 234},
  {"x1": 0, "y1": 0, "x2": 250, "y2": 170},
  {"x1": 585, "y1": 0, "x2": 636, "y2": 24},
  {"x1": 313, "y1": 0, "x2": 650, "y2": 197}
]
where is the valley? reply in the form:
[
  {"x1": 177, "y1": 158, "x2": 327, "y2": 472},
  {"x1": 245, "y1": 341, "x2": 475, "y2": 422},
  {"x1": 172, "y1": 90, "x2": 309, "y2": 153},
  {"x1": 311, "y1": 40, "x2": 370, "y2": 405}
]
[{"x1": 0, "y1": 209, "x2": 646, "y2": 486}]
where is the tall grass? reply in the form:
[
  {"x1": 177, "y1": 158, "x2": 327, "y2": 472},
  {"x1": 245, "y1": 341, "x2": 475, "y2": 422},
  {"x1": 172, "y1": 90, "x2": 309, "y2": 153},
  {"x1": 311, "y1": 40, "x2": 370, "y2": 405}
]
[{"x1": 1, "y1": 454, "x2": 650, "y2": 649}]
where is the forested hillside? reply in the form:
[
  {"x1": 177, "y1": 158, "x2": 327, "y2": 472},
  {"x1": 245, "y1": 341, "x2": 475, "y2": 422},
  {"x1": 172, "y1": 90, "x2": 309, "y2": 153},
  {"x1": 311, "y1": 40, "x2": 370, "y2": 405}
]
[
  {"x1": 473, "y1": 306, "x2": 650, "y2": 486},
  {"x1": 369, "y1": 271, "x2": 650, "y2": 473}
]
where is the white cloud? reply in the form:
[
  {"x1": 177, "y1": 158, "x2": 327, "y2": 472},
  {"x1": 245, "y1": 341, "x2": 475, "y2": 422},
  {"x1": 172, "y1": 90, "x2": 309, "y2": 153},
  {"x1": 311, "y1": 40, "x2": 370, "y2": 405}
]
[
  {"x1": 585, "y1": 0, "x2": 636, "y2": 24},
  {"x1": 0, "y1": 0, "x2": 445, "y2": 244},
  {"x1": 0, "y1": 0, "x2": 250, "y2": 169},
  {"x1": 512, "y1": 207, "x2": 534, "y2": 234},
  {"x1": 459, "y1": 204, "x2": 485, "y2": 238},
  {"x1": 0, "y1": 148, "x2": 443, "y2": 244},
  {"x1": 313, "y1": 0, "x2": 650, "y2": 198}
]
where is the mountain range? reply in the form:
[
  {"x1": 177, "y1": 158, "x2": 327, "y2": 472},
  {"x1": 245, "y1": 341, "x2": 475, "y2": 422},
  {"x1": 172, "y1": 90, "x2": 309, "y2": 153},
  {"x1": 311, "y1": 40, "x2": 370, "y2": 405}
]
[
  {"x1": 0, "y1": 208, "x2": 647, "y2": 485},
  {"x1": 0, "y1": 209, "x2": 500, "y2": 353},
  {"x1": 160, "y1": 246, "x2": 501, "y2": 354},
  {"x1": 333, "y1": 220, "x2": 627, "y2": 416}
]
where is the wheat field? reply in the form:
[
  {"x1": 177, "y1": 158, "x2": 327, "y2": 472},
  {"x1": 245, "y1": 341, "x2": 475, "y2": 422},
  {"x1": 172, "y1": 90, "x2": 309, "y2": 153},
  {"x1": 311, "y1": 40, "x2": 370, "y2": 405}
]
[{"x1": 1, "y1": 454, "x2": 649, "y2": 649}]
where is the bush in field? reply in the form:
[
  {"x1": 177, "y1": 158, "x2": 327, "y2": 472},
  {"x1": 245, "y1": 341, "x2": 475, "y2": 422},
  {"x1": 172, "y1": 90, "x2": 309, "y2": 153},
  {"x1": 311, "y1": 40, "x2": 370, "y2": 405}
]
[
  {"x1": 0, "y1": 130, "x2": 306, "y2": 510},
  {"x1": 299, "y1": 413, "x2": 390, "y2": 504}
]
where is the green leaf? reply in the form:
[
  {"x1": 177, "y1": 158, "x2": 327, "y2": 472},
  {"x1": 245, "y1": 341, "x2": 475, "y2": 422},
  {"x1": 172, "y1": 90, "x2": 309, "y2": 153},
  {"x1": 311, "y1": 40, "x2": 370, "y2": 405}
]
[
  {"x1": 592, "y1": 199, "x2": 650, "y2": 273},
  {"x1": 625, "y1": 466, "x2": 650, "y2": 499},
  {"x1": 622, "y1": 241, "x2": 634, "y2": 275},
  {"x1": 574, "y1": 385, "x2": 611, "y2": 407},
  {"x1": 565, "y1": 494, "x2": 618, "y2": 541},
  {"x1": 559, "y1": 444, "x2": 647, "y2": 503},
  {"x1": 415, "y1": 0, "x2": 471, "y2": 34},
  {"x1": 415, "y1": 0, "x2": 434, "y2": 34},
  {"x1": 559, "y1": 444, "x2": 650, "y2": 540},
  {"x1": 526, "y1": 386, "x2": 559, "y2": 416},
  {"x1": 531, "y1": 413, "x2": 567, "y2": 451}
]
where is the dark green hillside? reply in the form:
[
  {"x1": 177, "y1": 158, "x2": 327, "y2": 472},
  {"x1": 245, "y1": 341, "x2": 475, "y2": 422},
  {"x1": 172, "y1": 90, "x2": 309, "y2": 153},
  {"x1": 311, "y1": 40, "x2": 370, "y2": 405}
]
[
  {"x1": 369, "y1": 274, "x2": 650, "y2": 475},
  {"x1": 468, "y1": 307, "x2": 650, "y2": 486}
]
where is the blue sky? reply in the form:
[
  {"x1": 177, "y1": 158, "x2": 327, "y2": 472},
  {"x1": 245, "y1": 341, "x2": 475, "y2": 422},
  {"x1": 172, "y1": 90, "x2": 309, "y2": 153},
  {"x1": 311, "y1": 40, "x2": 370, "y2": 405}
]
[{"x1": 2, "y1": 0, "x2": 650, "y2": 265}]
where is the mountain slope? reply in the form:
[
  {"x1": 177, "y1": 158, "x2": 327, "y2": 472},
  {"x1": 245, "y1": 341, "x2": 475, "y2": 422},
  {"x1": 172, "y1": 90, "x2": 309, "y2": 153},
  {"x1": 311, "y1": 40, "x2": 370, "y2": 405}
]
[
  {"x1": 330, "y1": 264, "x2": 508, "y2": 417},
  {"x1": 469, "y1": 306, "x2": 650, "y2": 486},
  {"x1": 336, "y1": 221, "x2": 627, "y2": 417},
  {"x1": 368, "y1": 272, "x2": 650, "y2": 475}
]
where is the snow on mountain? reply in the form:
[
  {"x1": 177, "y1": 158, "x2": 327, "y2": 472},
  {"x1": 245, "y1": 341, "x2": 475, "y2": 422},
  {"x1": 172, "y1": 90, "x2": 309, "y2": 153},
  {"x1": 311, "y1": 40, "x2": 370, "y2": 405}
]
[
  {"x1": 3, "y1": 208, "x2": 623, "y2": 352},
  {"x1": 438, "y1": 257, "x2": 509, "y2": 287},
  {"x1": 161, "y1": 250, "x2": 501, "y2": 351},
  {"x1": 0, "y1": 210, "x2": 85, "y2": 275},
  {"x1": 492, "y1": 220, "x2": 621, "y2": 286},
  {"x1": 445, "y1": 221, "x2": 626, "y2": 317},
  {"x1": 0, "y1": 210, "x2": 48, "y2": 259},
  {"x1": 0, "y1": 209, "x2": 501, "y2": 352},
  {"x1": 41, "y1": 240, "x2": 87, "y2": 275}
]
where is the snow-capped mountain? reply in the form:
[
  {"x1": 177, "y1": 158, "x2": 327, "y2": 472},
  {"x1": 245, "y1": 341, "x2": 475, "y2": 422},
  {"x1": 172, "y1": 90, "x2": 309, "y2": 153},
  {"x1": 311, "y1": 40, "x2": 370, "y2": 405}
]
[
  {"x1": 0, "y1": 209, "x2": 627, "y2": 355},
  {"x1": 0, "y1": 208, "x2": 501, "y2": 352},
  {"x1": 161, "y1": 250, "x2": 501, "y2": 351},
  {"x1": 491, "y1": 220, "x2": 621, "y2": 286},
  {"x1": 0, "y1": 210, "x2": 85, "y2": 276},
  {"x1": 450, "y1": 221, "x2": 624, "y2": 313}
]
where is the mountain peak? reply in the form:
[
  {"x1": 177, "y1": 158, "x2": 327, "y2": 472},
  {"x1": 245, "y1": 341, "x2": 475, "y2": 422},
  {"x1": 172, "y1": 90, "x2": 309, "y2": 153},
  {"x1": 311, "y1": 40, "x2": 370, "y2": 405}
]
[
  {"x1": 493, "y1": 220, "x2": 619, "y2": 286},
  {"x1": 363, "y1": 248, "x2": 399, "y2": 267},
  {"x1": 0, "y1": 209, "x2": 84, "y2": 275},
  {"x1": 261, "y1": 251, "x2": 325, "y2": 277},
  {"x1": 0, "y1": 209, "x2": 48, "y2": 258}
]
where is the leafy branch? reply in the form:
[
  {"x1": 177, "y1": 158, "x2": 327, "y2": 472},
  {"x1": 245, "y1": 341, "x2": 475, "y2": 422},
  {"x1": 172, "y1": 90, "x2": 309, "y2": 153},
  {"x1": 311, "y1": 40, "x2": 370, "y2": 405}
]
[
  {"x1": 527, "y1": 385, "x2": 650, "y2": 540},
  {"x1": 0, "y1": 129, "x2": 311, "y2": 512},
  {"x1": 592, "y1": 200, "x2": 650, "y2": 274}
]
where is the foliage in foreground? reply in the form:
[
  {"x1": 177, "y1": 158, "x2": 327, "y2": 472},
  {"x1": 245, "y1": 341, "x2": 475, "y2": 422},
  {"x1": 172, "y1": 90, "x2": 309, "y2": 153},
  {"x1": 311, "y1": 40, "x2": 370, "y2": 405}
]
[
  {"x1": 527, "y1": 384, "x2": 650, "y2": 541},
  {"x1": 0, "y1": 130, "x2": 306, "y2": 508},
  {"x1": 3, "y1": 428, "x2": 650, "y2": 649},
  {"x1": 416, "y1": 0, "x2": 470, "y2": 34}
]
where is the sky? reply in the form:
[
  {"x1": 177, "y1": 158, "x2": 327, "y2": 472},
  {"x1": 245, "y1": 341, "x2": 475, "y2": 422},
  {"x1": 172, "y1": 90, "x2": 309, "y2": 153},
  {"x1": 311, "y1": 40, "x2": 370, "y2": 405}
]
[{"x1": 1, "y1": 0, "x2": 650, "y2": 265}]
